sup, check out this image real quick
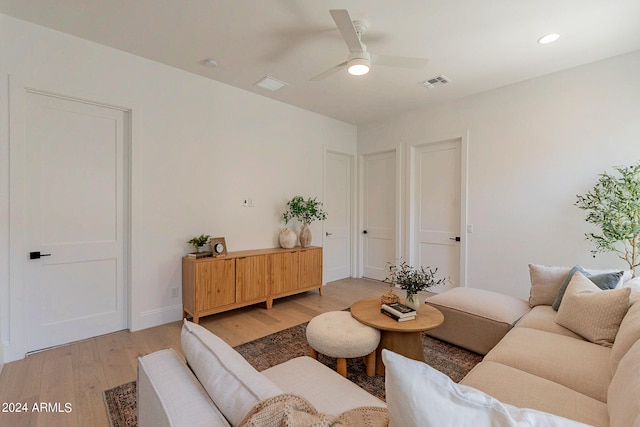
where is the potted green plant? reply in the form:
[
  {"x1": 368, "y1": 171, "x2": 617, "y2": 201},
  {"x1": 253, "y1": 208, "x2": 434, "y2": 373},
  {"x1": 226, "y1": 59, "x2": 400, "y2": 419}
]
[
  {"x1": 575, "y1": 162, "x2": 640, "y2": 276},
  {"x1": 187, "y1": 234, "x2": 211, "y2": 253},
  {"x1": 282, "y1": 196, "x2": 328, "y2": 247},
  {"x1": 384, "y1": 260, "x2": 447, "y2": 309}
]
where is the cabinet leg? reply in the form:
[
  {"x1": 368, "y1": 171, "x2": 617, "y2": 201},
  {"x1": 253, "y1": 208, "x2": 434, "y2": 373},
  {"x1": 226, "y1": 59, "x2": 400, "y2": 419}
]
[
  {"x1": 266, "y1": 298, "x2": 273, "y2": 309},
  {"x1": 318, "y1": 286, "x2": 323, "y2": 296},
  {"x1": 192, "y1": 315, "x2": 199, "y2": 324}
]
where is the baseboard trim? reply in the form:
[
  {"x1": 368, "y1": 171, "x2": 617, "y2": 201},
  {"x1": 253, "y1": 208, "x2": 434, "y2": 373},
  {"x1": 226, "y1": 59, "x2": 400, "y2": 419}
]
[
  {"x1": 132, "y1": 304, "x2": 183, "y2": 332},
  {"x1": 0, "y1": 342, "x2": 5, "y2": 373}
]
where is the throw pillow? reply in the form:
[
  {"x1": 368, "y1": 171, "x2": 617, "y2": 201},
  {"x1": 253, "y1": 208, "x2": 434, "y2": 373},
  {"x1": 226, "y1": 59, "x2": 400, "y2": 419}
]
[
  {"x1": 382, "y1": 349, "x2": 590, "y2": 427},
  {"x1": 529, "y1": 264, "x2": 572, "y2": 307},
  {"x1": 529, "y1": 264, "x2": 631, "y2": 307},
  {"x1": 621, "y1": 276, "x2": 640, "y2": 293},
  {"x1": 551, "y1": 265, "x2": 623, "y2": 311},
  {"x1": 555, "y1": 272, "x2": 631, "y2": 347},
  {"x1": 181, "y1": 319, "x2": 283, "y2": 427}
]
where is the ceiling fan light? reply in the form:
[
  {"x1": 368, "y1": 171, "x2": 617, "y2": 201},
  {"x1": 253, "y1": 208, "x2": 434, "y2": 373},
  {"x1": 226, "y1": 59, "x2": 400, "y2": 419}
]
[{"x1": 347, "y1": 58, "x2": 370, "y2": 76}]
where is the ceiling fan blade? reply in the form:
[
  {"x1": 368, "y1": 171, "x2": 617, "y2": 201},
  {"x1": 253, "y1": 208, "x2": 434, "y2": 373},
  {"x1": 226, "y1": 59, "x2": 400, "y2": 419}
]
[
  {"x1": 310, "y1": 62, "x2": 347, "y2": 81},
  {"x1": 372, "y1": 54, "x2": 428, "y2": 69},
  {"x1": 329, "y1": 9, "x2": 363, "y2": 53}
]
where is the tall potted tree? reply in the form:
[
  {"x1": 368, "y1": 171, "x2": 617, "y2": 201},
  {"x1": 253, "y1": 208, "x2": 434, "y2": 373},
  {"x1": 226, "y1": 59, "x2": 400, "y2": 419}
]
[
  {"x1": 282, "y1": 196, "x2": 328, "y2": 248},
  {"x1": 575, "y1": 162, "x2": 640, "y2": 276}
]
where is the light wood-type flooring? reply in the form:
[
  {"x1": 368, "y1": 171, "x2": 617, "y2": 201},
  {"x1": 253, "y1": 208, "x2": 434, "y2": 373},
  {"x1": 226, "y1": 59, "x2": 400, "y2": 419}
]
[{"x1": 0, "y1": 277, "x2": 407, "y2": 427}]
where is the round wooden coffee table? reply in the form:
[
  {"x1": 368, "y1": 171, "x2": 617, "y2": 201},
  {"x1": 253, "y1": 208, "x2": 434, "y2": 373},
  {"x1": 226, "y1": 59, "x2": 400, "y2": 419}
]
[{"x1": 350, "y1": 297, "x2": 444, "y2": 375}]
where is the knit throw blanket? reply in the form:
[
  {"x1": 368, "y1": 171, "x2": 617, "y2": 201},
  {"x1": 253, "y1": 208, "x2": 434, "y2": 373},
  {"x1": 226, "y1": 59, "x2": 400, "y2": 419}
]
[{"x1": 239, "y1": 394, "x2": 389, "y2": 427}]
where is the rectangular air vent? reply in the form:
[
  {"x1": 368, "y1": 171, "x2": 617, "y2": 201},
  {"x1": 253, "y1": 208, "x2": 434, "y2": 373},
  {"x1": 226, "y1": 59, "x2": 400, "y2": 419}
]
[
  {"x1": 254, "y1": 76, "x2": 289, "y2": 92},
  {"x1": 421, "y1": 75, "x2": 451, "y2": 89}
]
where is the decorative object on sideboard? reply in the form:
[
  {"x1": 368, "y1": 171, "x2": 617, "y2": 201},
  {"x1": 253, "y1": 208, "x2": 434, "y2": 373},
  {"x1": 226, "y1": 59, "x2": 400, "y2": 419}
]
[
  {"x1": 299, "y1": 224, "x2": 312, "y2": 248},
  {"x1": 384, "y1": 260, "x2": 448, "y2": 310},
  {"x1": 278, "y1": 227, "x2": 297, "y2": 249},
  {"x1": 282, "y1": 195, "x2": 328, "y2": 248},
  {"x1": 188, "y1": 234, "x2": 211, "y2": 253},
  {"x1": 209, "y1": 237, "x2": 227, "y2": 257},
  {"x1": 575, "y1": 162, "x2": 640, "y2": 277},
  {"x1": 187, "y1": 251, "x2": 213, "y2": 259}
]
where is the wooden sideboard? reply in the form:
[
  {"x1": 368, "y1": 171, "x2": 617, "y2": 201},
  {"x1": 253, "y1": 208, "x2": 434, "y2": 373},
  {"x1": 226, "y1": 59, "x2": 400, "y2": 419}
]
[{"x1": 182, "y1": 246, "x2": 323, "y2": 323}]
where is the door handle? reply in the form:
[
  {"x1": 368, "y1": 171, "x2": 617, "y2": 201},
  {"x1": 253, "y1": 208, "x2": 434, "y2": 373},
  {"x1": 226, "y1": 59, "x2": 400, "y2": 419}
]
[
  {"x1": 326, "y1": 232, "x2": 333, "y2": 236},
  {"x1": 449, "y1": 237, "x2": 461, "y2": 242},
  {"x1": 363, "y1": 230, "x2": 368, "y2": 234},
  {"x1": 29, "y1": 251, "x2": 52, "y2": 260}
]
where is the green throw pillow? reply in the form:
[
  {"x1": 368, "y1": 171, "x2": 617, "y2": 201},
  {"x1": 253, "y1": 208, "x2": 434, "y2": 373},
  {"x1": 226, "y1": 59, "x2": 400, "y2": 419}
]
[{"x1": 552, "y1": 265, "x2": 623, "y2": 311}]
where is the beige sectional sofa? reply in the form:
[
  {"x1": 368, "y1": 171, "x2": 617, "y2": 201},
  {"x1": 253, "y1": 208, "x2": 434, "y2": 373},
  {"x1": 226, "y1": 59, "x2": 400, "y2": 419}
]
[
  {"x1": 456, "y1": 267, "x2": 640, "y2": 427},
  {"x1": 137, "y1": 264, "x2": 640, "y2": 427}
]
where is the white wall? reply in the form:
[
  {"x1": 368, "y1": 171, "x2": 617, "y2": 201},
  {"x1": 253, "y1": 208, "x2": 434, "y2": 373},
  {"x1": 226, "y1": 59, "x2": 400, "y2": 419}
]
[
  {"x1": 0, "y1": 55, "x2": 7, "y2": 368},
  {"x1": 358, "y1": 50, "x2": 640, "y2": 299},
  {"x1": 0, "y1": 15, "x2": 356, "y2": 361}
]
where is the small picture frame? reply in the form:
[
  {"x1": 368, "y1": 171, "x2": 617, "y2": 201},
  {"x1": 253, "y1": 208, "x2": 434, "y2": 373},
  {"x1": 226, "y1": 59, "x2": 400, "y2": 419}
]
[{"x1": 209, "y1": 237, "x2": 227, "y2": 257}]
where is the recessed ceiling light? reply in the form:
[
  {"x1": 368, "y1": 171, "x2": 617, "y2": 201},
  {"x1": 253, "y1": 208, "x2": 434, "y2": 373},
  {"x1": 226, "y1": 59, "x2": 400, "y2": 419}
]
[
  {"x1": 253, "y1": 76, "x2": 289, "y2": 92},
  {"x1": 538, "y1": 33, "x2": 560, "y2": 44},
  {"x1": 202, "y1": 58, "x2": 218, "y2": 68}
]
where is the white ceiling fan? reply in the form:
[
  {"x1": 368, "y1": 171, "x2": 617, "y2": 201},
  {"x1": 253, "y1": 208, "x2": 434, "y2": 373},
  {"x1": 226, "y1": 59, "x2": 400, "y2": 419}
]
[{"x1": 311, "y1": 9, "x2": 428, "y2": 81}]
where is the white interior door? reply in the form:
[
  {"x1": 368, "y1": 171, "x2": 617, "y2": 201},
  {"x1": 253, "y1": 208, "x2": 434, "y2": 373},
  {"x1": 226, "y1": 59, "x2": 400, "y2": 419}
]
[
  {"x1": 362, "y1": 151, "x2": 396, "y2": 280},
  {"x1": 25, "y1": 91, "x2": 127, "y2": 352},
  {"x1": 324, "y1": 151, "x2": 352, "y2": 282},
  {"x1": 412, "y1": 140, "x2": 461, "y2": 293}
]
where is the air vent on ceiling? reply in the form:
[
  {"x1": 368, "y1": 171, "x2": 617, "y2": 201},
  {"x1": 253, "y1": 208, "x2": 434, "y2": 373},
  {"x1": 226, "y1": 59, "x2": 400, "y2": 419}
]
[
  {"x1": 421, "y1": 75, "x2": 451, "y2": 89},
  {"x1": 254, "y1": 76, "x2": 289, "y2": 92}
]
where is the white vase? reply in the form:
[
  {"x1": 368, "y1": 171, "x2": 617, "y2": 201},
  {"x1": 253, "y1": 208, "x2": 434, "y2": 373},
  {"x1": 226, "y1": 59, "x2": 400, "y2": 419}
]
[
  {"x1": 299, "y1": 223, "x2": 312, "y2": 247},
  {"x1": 405, "y1": 292, "x2": 421, "y2": 310},
  {"x1": 279, "y1": 227, "x2": 297, "y2": 249}
]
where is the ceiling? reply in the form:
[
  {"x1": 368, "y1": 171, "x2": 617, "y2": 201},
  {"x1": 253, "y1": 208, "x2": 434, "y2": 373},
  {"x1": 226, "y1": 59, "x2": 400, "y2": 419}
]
[{"x1": 1, "y1": 0, "x2": 640, "y2": 125}]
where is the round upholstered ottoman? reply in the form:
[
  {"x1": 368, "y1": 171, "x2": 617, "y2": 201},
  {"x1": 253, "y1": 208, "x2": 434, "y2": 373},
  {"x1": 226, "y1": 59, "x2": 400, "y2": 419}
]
[{"x1": 306, "y1": 311, "x2": 381, "y2": 377}]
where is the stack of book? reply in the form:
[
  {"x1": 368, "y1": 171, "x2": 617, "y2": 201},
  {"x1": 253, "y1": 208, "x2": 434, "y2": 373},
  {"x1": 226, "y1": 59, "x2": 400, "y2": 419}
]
[
  {"x1": 381, "y1": 302, "x2": 417, "y2": 322},
  {"x1": 187, "y1": 252, "x2": 213, "y2": 259}
]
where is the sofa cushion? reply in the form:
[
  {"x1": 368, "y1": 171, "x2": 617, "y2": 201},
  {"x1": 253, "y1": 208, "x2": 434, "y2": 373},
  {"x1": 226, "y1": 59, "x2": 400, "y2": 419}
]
[
  {"x1": 461, "y1": 361, "x2": 609, "y2": 427},
  {"x1": 551, "y1": 265, "x2": 622, "y2": 311},
  {"x1": 610, "y1": 292, "x2": 640, "y2": 374},
  {"x1": 137, "y1": 349, "x2": 231, "y2": 427},
  {"x1": 515, "y1": 306, "x2": 584, "y2": 340},
  {"x1": 181, "y1": 320, "x2": 282, "y2": 427},
  {"x1": 426, "y1": 287, "x2": 530, "y2": 325},
  {"x1": 261, "y1": 356, "x2": 385, "y2": 416},
  {"x1": 555, "y1": 272, "x2": 630, "y2": 347},
  {"x1": 528, "y1": 264, "x2": 632, "y2": 307},
  {"x1": 484, "y1": 327, "x2": 612, "y2": 402},
  {"x1": 382, "y1": 350, "x2": 591, "y2": 427},
  {"x1": 608, "y1": 339, "x2": 640, "y2": 427},
  {"x1": 426, "y1": 287, "x2": 530, "y2": 355}
]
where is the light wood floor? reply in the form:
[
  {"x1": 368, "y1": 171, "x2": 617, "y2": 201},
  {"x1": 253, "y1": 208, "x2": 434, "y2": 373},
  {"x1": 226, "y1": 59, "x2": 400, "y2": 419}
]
[{"x1": 0, "y1": 278, "x2": 401, "y2": 427}]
